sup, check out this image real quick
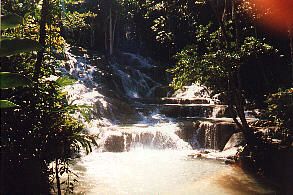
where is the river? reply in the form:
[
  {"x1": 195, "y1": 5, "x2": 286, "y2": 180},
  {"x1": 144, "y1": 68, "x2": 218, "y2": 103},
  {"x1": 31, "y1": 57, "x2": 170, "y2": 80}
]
[{"x1": 72, "y1": 149, "x2": 275, "y2": 195}]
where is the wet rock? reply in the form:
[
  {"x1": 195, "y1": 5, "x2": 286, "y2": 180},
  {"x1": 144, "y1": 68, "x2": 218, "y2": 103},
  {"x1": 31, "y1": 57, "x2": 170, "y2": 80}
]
[
  {"x1": 104, "y1": 135, "x2": 125, "y2": 152},
  {"x1": 161, "y1": 97, "x2": 210, "y2": 104},
  {"x1": 225, "y1": 159, "x2": 236, "y2": 164},
  {"x1": 212, "y1": 92, "x2": 228, "y2": 104},
  {"x1": 94, "y1": 96, "x2": 138, "y2": 123},
  {"x1": 160, "y1": 104, "x2": 214, "y2": 118},
  {"x1": 187, "y1": 152, "x2": 204, "y2": 159},
  {"x1": 212, "y1": 105, "x2": 230, "y2": 118},
  {"x1": 223, "y1": 132, "x2": 246, "y2": 151},
  {"x1": 176, "y1": 121, "x2": 200, "y2": 148},
  {"x1": 188, "y1": 148, "x2": 238, "y2": 162},
  {"x1": 152, "y1": 86, "x2": 172, "y2": 97},
  {"x1": 157, "y1": 104, "x2": 230, "y2": 118},
  {"x1": 140, "y1": 132, "x2": 155, "y2": 145}
]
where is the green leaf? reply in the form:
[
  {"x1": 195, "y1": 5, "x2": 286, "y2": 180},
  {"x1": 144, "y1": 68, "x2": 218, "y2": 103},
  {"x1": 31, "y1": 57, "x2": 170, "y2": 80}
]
[
  {"x1": 0, "y1": 36, "x2": 14, "y2": 41},
  {"x1": 56, "y1": 76, "x2": 77, "y2": 87},
  {"x1": 0, "y1": 72, "x2": 32, "y2": 89},
  {"x1": 0, "y1": 38, "x2": 42, "y2": 57},
  {"x1": 24, "y1": 12, "x2": 31, "y2": 20},
  {"x1": 80, "y1": 109, "x2": 91, "y2": 123},
  {"x1": 1, "y1": 14, "x2": 23, "y2": 30},
  {"x1": 0, "y1": 100, "x2": 18, "y2": 108}
]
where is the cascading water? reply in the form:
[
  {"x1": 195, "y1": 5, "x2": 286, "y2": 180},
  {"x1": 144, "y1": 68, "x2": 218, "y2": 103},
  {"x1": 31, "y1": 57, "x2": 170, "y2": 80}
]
[
  {"x1": 59, "y1": 46, "x2": 191, "y2": 150},
  {"x1": 58, "y1": 46, "x2": 114, "y2": 127},
  {"x1": 57, "y1": 46, "x2": 276, "y2": 194},
  {"x1": 98, "y1": 122, "x2": 192, "y2": 152},
  {"x1": 198, "y1": 121, "x2": 218, "y2": 149},
  {"x1": 110, "y1": 62, "x2": 160, "y2": 98}
]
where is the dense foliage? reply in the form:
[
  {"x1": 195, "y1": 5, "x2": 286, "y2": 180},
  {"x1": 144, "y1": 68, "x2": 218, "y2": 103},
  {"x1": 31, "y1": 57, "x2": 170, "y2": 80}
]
[
  {"x1": 1, "y1": 1, "x2": 96, "y2": 194},
  {"x1": 266, "y1": 89, "x2": 293, "y2": 138}
]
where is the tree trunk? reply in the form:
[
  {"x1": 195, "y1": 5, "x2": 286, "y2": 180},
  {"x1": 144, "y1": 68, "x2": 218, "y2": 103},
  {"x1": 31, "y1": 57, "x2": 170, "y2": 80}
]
[
  {"x1": 104, "y1": 29, "x2": 108, "y2": 53},
  {"x1": 34, "y1": 0, "x2": 49, "y2": 80},
  {"x1": 232, "y1": 0, "x2": 239, "y2": 48},
  {"x1": 90, "y1": 22, "x2": 95, "y2": 48},
  {"x1": 109, "y1": 7, "x2": 113, "y2": 56},
  {"x1": 208, "y1": 0, "x2": 230, "y2": 47},
  {"x1": 234, "y1": 72, "x2": 256, "y2": 145},
  {"x1": 112, "y1": 11, "x2": 118, "y2": 52},
  {"x1": 55, "y1": 158, "x2": 61, "y2": 195},
  {"x1": 209, "y1": 0, "x2": 256, "y2": 146},
  {"x1": 227, "y1": 73, "x2": 243, "y2": 129}
]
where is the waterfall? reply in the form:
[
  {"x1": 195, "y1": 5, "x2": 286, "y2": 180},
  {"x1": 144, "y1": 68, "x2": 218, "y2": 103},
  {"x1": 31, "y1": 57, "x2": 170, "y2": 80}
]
[
  {"x1": 201, "y1": 122, "x2": 218, "y2": 149},
  {"x1": 55, "y1": 46, "x2": 195, "y2": 152},
  {"x1": 98, "y1": 123, "x2": 192, "y2": 152},
  {"x1": 194, "y1": 121, "x2": 237, "y2": 150},
  {"x1": 110, "y1": 62, "x2": 161, "y2": 98},
  {"x1": 58, "y1": 46, "x2": 115, "y2": 127},
  {"x1": 112, "y1": 52, "x2": 166, "y2": 98},
  {"x1": 55, "y1": 45, "x2": 240, "y2": 154},
  {"x1": 54, "y1": 46, "x2": 277, "y2": 195}
]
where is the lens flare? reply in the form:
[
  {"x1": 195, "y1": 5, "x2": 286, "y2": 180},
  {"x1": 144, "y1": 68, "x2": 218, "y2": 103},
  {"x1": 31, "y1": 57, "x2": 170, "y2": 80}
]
[{"x1": 249, "y1": 0, "x2": 293, "y2": 34}]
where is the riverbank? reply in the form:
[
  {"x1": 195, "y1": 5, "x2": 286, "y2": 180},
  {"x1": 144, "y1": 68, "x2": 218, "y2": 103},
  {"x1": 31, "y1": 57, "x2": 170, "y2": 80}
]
[
  {"x1": 239, "y1": 141, "x2": 293, "y2": 194},
  {"x1": 188, "y1": 128, "x2": 293, "y2": 195}
]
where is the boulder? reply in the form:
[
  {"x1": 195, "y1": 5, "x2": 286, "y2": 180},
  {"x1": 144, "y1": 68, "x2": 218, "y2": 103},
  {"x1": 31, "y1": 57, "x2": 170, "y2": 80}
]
[
  {"x1": 176, "y1": 121, "x2": 200, "y2": 148},
  {"x1": 223, "y1": 132, "x2": 246, "y2": 151},
  {"x1": 94, "y1": 96, "x2": 138, "y2": 123}
]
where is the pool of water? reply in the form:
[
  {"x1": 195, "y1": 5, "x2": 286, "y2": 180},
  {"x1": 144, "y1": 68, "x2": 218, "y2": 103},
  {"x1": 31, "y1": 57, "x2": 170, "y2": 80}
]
[{"x1": 72, "y1": 150, "x2": 276, "y2": 195}]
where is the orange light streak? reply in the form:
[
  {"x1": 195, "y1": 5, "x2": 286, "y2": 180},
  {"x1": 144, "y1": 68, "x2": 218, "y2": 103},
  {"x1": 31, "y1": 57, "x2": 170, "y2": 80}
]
[{"x1": 249, "y1": 0, "x2": 293, "y2": 34}]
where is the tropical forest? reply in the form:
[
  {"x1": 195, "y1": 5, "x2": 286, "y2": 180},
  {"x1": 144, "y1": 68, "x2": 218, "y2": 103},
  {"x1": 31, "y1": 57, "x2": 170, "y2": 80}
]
[{"x1": 1, "y1": 0, "x2": 292, "y2": 194}]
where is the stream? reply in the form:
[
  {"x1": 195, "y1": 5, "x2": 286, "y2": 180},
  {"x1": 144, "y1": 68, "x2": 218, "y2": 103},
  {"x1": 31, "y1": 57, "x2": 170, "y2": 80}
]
[{"x1": 59, "y1": 46, "x2": 277, "y2": 194}]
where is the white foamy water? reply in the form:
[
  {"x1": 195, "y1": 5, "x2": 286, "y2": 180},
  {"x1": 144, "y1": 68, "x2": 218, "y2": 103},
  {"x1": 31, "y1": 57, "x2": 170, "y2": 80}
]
[
  {"x1": 97, "y1": 121, "x2": 192, "y2": 152},
  {"x1": 173, "y1": 84, "x2": 216, "y2": 104}
]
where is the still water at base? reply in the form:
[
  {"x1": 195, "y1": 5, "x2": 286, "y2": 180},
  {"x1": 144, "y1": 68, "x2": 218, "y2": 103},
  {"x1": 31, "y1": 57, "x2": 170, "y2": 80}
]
[{"x1": 72, "y1": 150, "x2": 276, "y2": 195}]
